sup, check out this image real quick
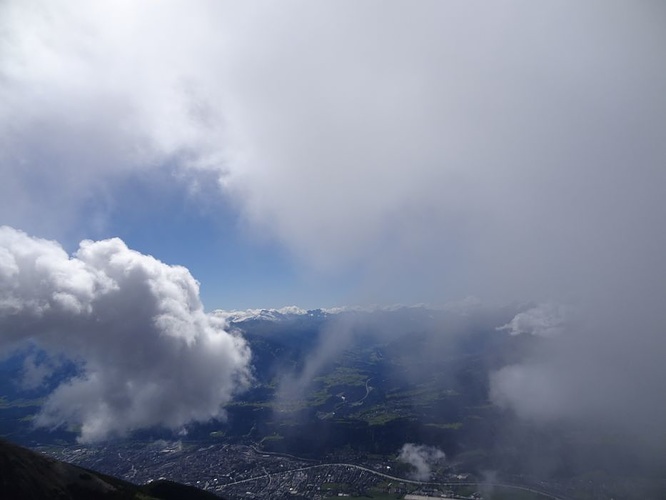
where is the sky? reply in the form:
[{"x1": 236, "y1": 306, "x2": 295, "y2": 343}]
[
  {"x1": 1, "y1": 1, "x2": 666, "y2": 443},
  {"x1": 1, "y1": 0, "x2": 661, "y2": 312}
]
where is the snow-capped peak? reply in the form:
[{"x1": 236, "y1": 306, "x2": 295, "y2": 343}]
[{"x1": 212, "y1": 306, "x2": 310, "y2": 324}]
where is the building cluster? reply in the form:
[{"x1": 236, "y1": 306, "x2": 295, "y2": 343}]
[{"x1": 43, "y1": 441, "x2": 572, "y2": 499}]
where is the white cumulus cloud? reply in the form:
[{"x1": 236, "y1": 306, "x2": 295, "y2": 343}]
[{"x1": 0, "y1": 226, "x2": 251, "y2": 442}]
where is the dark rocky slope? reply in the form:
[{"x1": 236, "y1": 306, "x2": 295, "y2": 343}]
[{"x1": 0, "y1": 438, "x2": 220, "y2": 500}]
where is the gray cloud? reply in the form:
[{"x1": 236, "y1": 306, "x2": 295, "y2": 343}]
[
  {"x1": 217, "y1": 1, "x2": 666, "y2": 301},
  {"x1": 398, "y1": 443, "x2": 445, "y2": 481},
  {"x1": 20, "y1": 352, "x2": 65, "y2": 390},
  {"x1": 0, "y1": 226, "x2": 251, "y2": 442},
  {"x1": 216, "y1": 1, "x2": 666, "y2": 444}
]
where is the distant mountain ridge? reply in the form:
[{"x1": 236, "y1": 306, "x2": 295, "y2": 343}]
[
  {"x1": 213, "y1": 298, "x2": 483, "y2": 324},
  {"x1": 213, "y1": 305, "x2": 323, "y2": 323}
]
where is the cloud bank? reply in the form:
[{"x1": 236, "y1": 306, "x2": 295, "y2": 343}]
[{"x1": 0, "y1": 226, "x2": 251, "y2": 442}]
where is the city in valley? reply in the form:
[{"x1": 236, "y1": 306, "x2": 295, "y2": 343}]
[{"x1": 43, "y1": 440, "x2": 563, "y2": 500}]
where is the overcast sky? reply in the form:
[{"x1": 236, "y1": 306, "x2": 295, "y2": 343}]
[{"x1": 1, "y1": 1, "x2": 666, "y2": 442}]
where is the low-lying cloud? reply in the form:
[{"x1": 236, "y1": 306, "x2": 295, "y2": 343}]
[
  {"x1": 497, "y1": 303, "x2": 572, "y2": 338},
  {"x1": 398, "y1": 443, "x2": 445, "y2": 481},
  {"x1": 0, "y1": 226, "x2": 251, "y2": 442}
]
